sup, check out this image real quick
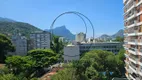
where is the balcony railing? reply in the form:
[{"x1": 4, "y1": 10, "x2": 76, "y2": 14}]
[
  {"x1": 129, "y1": 39, "x2": 138, "y2": 43},
  {"x1": 130, "y1": 63, "x2": 137, "y2": 71},
  {"x1": 129, "y1": 55, "x2": 138, "y2": 62}
]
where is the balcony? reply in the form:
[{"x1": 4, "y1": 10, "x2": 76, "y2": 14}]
[
  {"x1": 125, "y1": 59, "x2": 129, "y2": 65},
  {"x1": 129, "y1": 63, "x2": 138, "y2": 74},
  {"x1": 127, "y1": 20, "x2": 137, "y2": 28},
  {"x1": 124, "y1": 33, "x2": 128, "y2": 37},
  {"x1": 136, "y1": 0, "x2": 142, "y2": 7},
  {"x1": 138, "y1": 48, "x2": 142, "y2": 56},
  {"x1": 129, "y1": 73, "x2": 139, "y2": 80},
  {"x1": 128, "y1": 48, "x2": 138, "y2": 55},
  {"x1": 138, "y1": 68, "x2": 142, "y2": 76},
  {"x1": 124, "y1": 39, "x2": 128, "y2": 42},
  {"x1": 127, "y1": 11, "x2": 137, "y2": 21},
  {"x1": 138, "y1": 56, "x2": 142, "y2": 66},
  {"x1": 129, "y1": 54, "x2": 138, "y2": 64},
  {"x1": 124, "y1": 1, "x2": 136, "y2": 14},
  {"x1": 128, "y1": 39, "x2": 138, "y2": 45},
  {"x1": 137, "y1": 39, "x2": 142, "y2": 45},
  {"x1": 125, "y1": 52, "x2": 129, "y2": 57}
]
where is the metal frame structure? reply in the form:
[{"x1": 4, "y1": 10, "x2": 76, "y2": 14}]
[{"x1": 50, "y1": 11, "x2": 95, "y2": 57}]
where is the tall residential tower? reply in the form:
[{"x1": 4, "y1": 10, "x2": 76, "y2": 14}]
[{"x1": 123, "y1": 0, "x2": 142, "y2": 79}]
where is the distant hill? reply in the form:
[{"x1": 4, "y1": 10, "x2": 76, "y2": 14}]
[
  {"x1": 98, "y1": 34, "x2": 111, "y2": 39},
  {"x1": 98, "y1": 29, "x2": 124, "y2": 40},
  {"x1": 111, "y1": 29, "x2": 124, "y2": 39},
  {"x1": 0, "y1": 17, "x2": 16, "y2": 22},
  {"x1": 0, "y1": 21, "x2": 41, "y2": 38},
  {"x1": 46, "y1": 26, "x2": 75, "y2": 40}
]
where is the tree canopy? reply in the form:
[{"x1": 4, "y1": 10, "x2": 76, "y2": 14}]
[
  {"x1": 114, "y1": 36, "x2": 124, "y2": 42},
  {"x1": 0, "y1": 33, "x2": 15, "y2": 63},
  {"x1": 28, "y1": 49, "x2": 58, "y2": 68},
  {"x1": 51, "y1": 49, "x2": 125, "y2": 80}
]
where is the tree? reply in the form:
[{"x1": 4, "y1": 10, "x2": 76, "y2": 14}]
[
  {"x1": 0, "y1": 33, "x2": 15, "y2": 63},
  {"x1": 80, "y1": 50, "x2": 118, "y2": 79},
  {"x1": 27, "y1": 49, "x2": 58, "y2": 77},
  {"x1": 85, "y1": 66, "x2": 99, "y2": 79},
  {"x1": 0, "y1": 73, "x2": 19, "y2": 80},
  {"x1": 51, "y1": 68, "x2": 77, "y2": 80},
  {"x1": 114, "y1": 36, "x2": 124, "y2": 42},
  {"x1": 52, "y1": 50, "x2": 125, "y2": 79},
  {"x1": 5, "y1": 55, "x2": 35, "y2": 78},
  {"x1": 51, "y1": 36, "x2": 64, "y2": 62},
  {"x1": 114, "y1": 49, "x2": 125, "y2": 77}
]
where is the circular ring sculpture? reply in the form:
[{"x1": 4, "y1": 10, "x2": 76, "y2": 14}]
[{"x1": 50, "y1": 11, "x2": 95, "y2": 57}]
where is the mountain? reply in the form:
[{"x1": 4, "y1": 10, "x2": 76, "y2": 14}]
[
  {"x1": 46, "y1": 26, "x2": 75, "y2": 40},
  {"x1": 0, "y1": 22, "x2": 41, "y2": 38},
  {"x1": 0, "y1": 17, "x2": 16, "y2": 22},
  {"x1": 111, "y1": 29, "x2": 124, "y2": 39},
  {"x1": 98, "y1": 34, "x2": 111, "y2": 40},
  {"x1": 98, "y1": 29, "x2": 124, "y2": 40}
]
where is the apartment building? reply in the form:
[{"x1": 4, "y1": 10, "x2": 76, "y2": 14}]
[
  {"x1": 123, "y1": 0, "x2": 142, "y2": 79},
  {"x1": 75, "y1": 32, "x2": 86, "y2": 42},
  {"x1": 11, "y1": 34, "x2": 27, "y2": 56},
  {"x1": 30, "y1": 31, "x2": 50, "y2": 49}
]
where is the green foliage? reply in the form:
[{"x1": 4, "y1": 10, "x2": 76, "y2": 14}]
[
  {"x1": 0, "y1": 73, "x2": 38, "y2": 80},
  {"x1": 3, "y1": 49, "x2": 58, "y2": 79},
  {"x1": 85, "y1": 66, "x2": 98, "y2": 79},
  {"x1": 28, "y1": 49, "x2": 58, "y2": 68},
  {"x1": 51, "y1": 68, "x2": 77, "y2": 80},
  {"x1": 114, "y1": 36, "x2": 124, "y2": 42},
  {"x1": 115, "y1": 49, "x2": 125, "y2": 77},
  {"x1": 0, "y1": 33, "x2": 15, "y2": 63},
  {"x1": 52, "y1": 50, "x2": 125, "y2": 80},
  {"x1": 0, "y1": 73, "x2": 19, "y2": 80},
  {"x1": 0, "y1": 67, "x2": 11, "y2": 75},
  {"x1": 0, "y1": 22, "x2": 41, "y2": 38},
  {"x1": 81, "y1": 50, "x2": 116, "y2": 72},
  {"x1": 5, "y1": 55, "x2": 35, "y2": 76},
  {"x1": 51, "y1": 36, "x2": 65, "y2": 62}
]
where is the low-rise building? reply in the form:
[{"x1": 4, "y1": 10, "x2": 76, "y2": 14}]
[
  {"x1": 11, "y1": 34, "x2": 27, "y2": 56},
  {"x1": 30, "y1": 31, "x2": 50, "y2": 49},
  {"x1": 63, "y1": 42, "x2": 122, "y2": 63},
  {"x1": 79, "y1": 42, "x2": 123, "y2": 54},
  {"x1": 63, "y1": 45, "x2": 80, "y2": 63}
]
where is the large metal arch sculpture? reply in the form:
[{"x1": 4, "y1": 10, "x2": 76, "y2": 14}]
[{"x1": 50, "y1": 11, "x2": 95, "y2": 57}]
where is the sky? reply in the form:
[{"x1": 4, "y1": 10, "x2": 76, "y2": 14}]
[{"x1": 0, "y1": 0, "x2": 124, "y2": 37}]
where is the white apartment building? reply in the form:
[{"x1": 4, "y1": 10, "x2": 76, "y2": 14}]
[
  {"x1": 123, "y1": 0, "x2": 142, "y2": 79},
  {"x1": 63, "y1": 45, "x2": 80, "y2": 63},
  {"x1": 75, "y1": 32, "x2": 86, "y2": 42},
  {"x1": 79, "y1": 42, "x2": 122, "y2": 54},
  {"x1": 11, "y1": 34, "x2": 27, "y2": 56},
  {"x1": 59, "y1": 37, "x2": 65, "y2": 42},
  {"x1": 30, "y1": 31, "x2": 50, "y2": 49}
]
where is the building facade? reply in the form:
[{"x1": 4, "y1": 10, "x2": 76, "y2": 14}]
[
  {"x1": 11, "y1": 34, "x2": 27, "y2": 56},
  {"x1": 75, "y1": 32, "x2": 86, "y2": 42},
  {"x1": 123, "y1": 0, "x2": 142, "y2": 79},
  {"x1": 63, "y1": 42, "x2": 122, "y2": 63},
  {"x1": 30, "y1": 31, "x2": 50, "y2": 49},
  {"x1": 79, "y1": 42, "x2": 122, "y2": 54},
  {"x1": 63, "y1": 45, "x2": 80, "y2": 63}
]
